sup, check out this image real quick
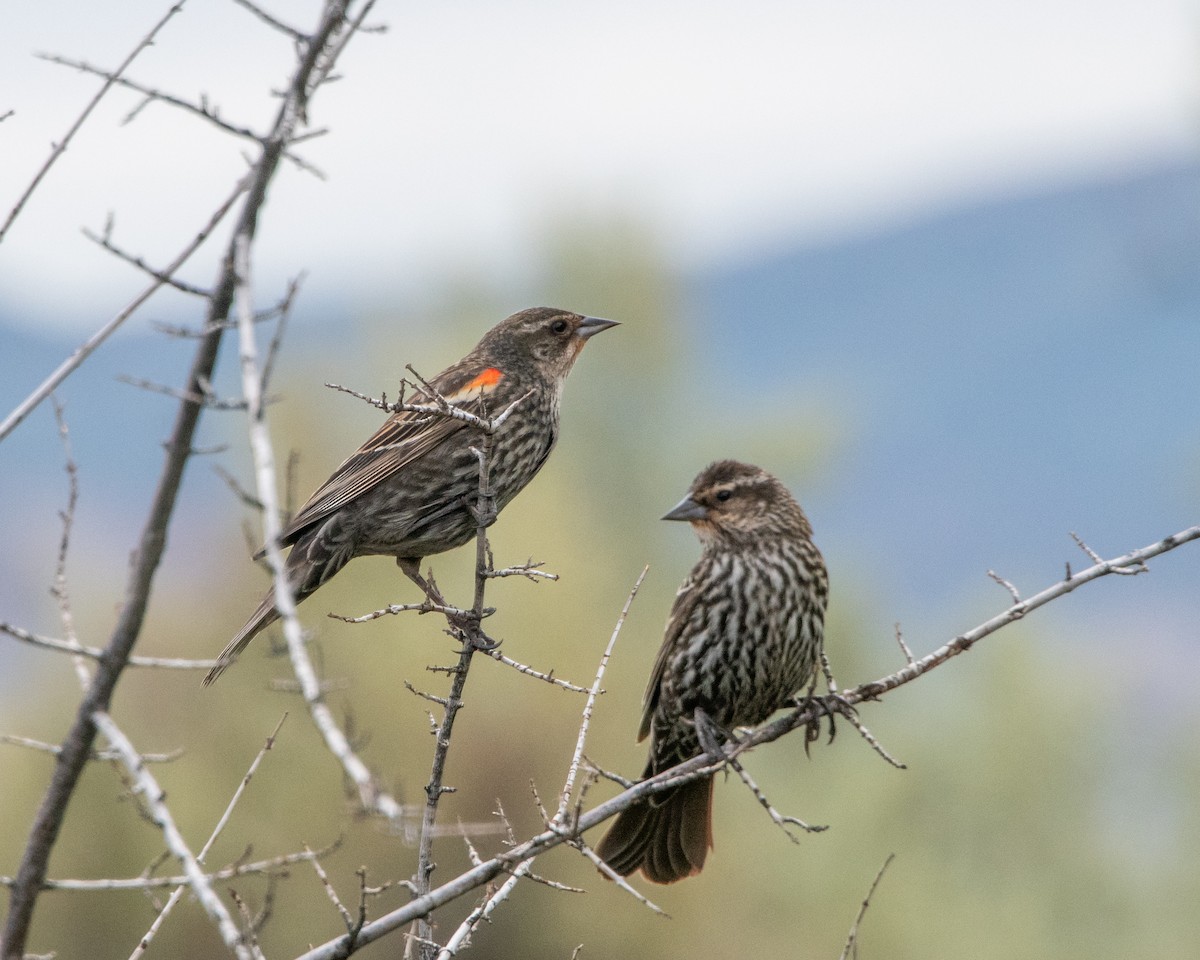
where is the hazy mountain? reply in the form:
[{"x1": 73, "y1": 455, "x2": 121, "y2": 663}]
[{"x1": 3, "y1": 156, "x2": 1197, "y2": 674}]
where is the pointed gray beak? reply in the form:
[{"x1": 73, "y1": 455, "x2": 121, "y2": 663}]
[
  {"x1": 662, "y1": 495, "x2": 708, "y2": 522},
  {"x1": 577, "y1": 316, "x2": 619, "y2": 339}
]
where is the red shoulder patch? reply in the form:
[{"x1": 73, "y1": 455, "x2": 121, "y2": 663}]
[{"x1": 463, "y1": 367, "x2": 503, "y2": 391}]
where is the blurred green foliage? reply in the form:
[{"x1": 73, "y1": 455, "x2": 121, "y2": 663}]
[{"x1": 2, "y1": 215, "x2": 1199, "y2": 959}]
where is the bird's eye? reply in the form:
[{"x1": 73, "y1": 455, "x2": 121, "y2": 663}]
[
  {"x1": 715, "y1": 489, "x2": 732, "y2": 502},
  {"x1": 551, "y1": 319, "x2": 570, "y2": 334}
]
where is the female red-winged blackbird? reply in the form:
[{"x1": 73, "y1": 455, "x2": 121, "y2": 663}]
[
  {"x1": 205, "y1": 307, "x2": 617, "y2": 684},
  {"x1": 595, "y1": 460, "x2": 828, "y2": 883}
]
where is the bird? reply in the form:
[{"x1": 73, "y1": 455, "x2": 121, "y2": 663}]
[
  {"x1": 205, "y1": 307, "x2": 617, "y2": 685},
  {"x1": 594, "y1": 460, "x2": 828, "y2": 883}
]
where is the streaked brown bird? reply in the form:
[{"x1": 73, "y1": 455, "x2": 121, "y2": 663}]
[
  {"x1": 205, "y1": 307, "x2": 617, "y2": 684},
  {"x1": 595, "y1": 460, "x2": 828, "y2": 883}
]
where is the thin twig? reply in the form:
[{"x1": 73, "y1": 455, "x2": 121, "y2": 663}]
[
  {"x1": 0, "y1": 176, "x2": 247, "y2": 443},
  {"x1": 434, "y1": 861, "x2": 534, "y2": 960},
  {"x1": 838, "y1": 854, "x2": 896, "y2": 960},
  {"x1": 727, "y1": 756, "x2": 826, "y2": 840},
  {"x1": 558, "y1": 567, "x2": 647, "y2": 820},
  {"x1": 0, "y1": 2, "x2": 187, "y2": 246},
  {"x1": 482, "y1": 648, "x2": 589, "y2": 693},
  {"x1": 292, "y1": 524, "x2": 1200, "y2": 960},
  {"x1": 407, "y1": 436, "x2": 497, "y2": 960},
  {"x1": 819, "y1": 652, "x2": 905, "y2": 769},
  {"x1": 308, "y1": 846, "x2": 356, "y2": 934},
  {"x1": 0, "y1": 622, "x2": 219, "y2": 669},
  {"x1": 576, "y1": 844, "x2": 669, "y2": 917},
  {"x1": 116, "y1": 373, "x2": 250, "y2": 410},
  {"x1": 987, "y1": 569, "x2": 1021, "y2": 604},
  {"x1": 82, "y1": 223, "x2": 210, "y2": 296},
  {"x1": 0, "y1": 846, "x2": 334, "y2": 892},
  {"x1": 485, "y1": 560, "x2": 559, "y2": 582},
  {"x1": 130, "y1": 716, "x2": 290, "y2": 959},
  {"x1": 231, "y1": 0, "x2": 307, "y2": 41},
  {"x1": 1071, "y1": 531, "x2": 1147, "y2": 575},
  {"x1": 96, "y1": 712, "x2": 260, "y2": 960},
  {"x1": 0, "y1": 735, "x2": 180, "y2": 764},
  {"x1": 332, "y1": 600, "x2": 478, "y2": 623},
  {"x1": 0, "y1": 5, "x2": 362, "y2": 956}
]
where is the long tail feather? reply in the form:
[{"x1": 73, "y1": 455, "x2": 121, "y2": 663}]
[
  {"x1": 205, "y1": 534, "x2": 351, "y2": 685},
  {"x1": 595, "y1": 773, "x2": 714, "y2": 884}
]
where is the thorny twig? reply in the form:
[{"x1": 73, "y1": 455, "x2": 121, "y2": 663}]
[
  {"x1": 434, "y1": 566, "x2": 655, "y2": 953},
  {"x1": 838, "y1": 854, "x2": 896, "y2": 960},
  {"x1": 0, "y1": 3, "x2": 187, "y2": 247},
  {"x1": 405, "y1": 425, "x2": 502, "y2": 960},
  {"x1": 819, "y1": 652, "x2": 906, "y2": 770},
  {"x1": 0, "y1": 177, "x2": 248, "y2": 443},
  {"x1": 0, "y1": 622, "x2": 219, "y2": 670},
  {"x1": 727, "y1": 757, "x2": 827, "y2": 840},
  {"x1": 0, "y1": 846, "x2": 338, "y2": 892},
  {"x1": 130, "y1": 716, "x2": 293, "y2": 959},
  {"x1": 0, "y1": 6, "x2": 371, "y2": 958},
  {"x1": 292, "y1": 524, "x2": 1200, "y2": 960}
]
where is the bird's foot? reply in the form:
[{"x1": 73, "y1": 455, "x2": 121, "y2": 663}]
[
  {"x1": 693, "y1": 707, "x2": 736, "y2": 763},
  {"x1": 793, "y1": 692, "x2": 857, "y2": 750}
]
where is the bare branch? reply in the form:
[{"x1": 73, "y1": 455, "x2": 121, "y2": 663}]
[
  {"x1": 482, "y1": 648, "x2": 589, "y2": 693},
  {"x1": 0, "y1": 846, "x2": 335, "y2": 892},
  {"x1": 0, "y1": 622, "x2": 219, "y2": 669},
  {"x1": 0, "y1": 176, "x2": 247, "y2": 443},
  {"x1": 129, "y1": 716, "x2": 290, "y2": 958},
  {"x1": 308, "y1": 846, "x2": 357, "y2": 936},
  {"x1": 846, "y1": 527, "x2": 1200, "y2": 704},
  {"x1": 0, "y1": 2, "x2": 187, "y2": 246},
  {"x1": 95, "y1": 712, "x2": 259, "y2": 959},
  {"x1": 292, "y1": 524, "x2": 1200, "y2": 960},
  {"x1": 82, "y1": 223, "x2": 210, "y2": 296},
  {"x1": 231, "y1": 0, "x2": 307, "y2": 41},
  {"x1": 213, "y1": 463, "x2": 267, "y2": 512},
  {"x1": 324, "y1": 380, "x2": 400, "y2": 413},
  {"x1": 818, "y1": 653, "x2": 905, "y2": 770},
  {"x1": 332, "y1": 599, "x2": 479, "y2": 622},
  {"x1": 986, "y1": 569, "x2": 1021, "y2": 603},
  {"x1": 575, "y1": 844, "x2": 669, "y2": 917},
  {"x1": 116, "y1": 373, "x2": 250, "y2": 410},
  {"x1": 230, "y1": 151, "x2": 404, "y2": 822},
  {"x1": 727, "y1": 756, "x2": 826, "y2": 841},
  {"x1": 260, "y1": 275, "x2": 304, "y2": 395},
  {"x1": 557, "y1": 567, "x2": 647, "y2": 820},
  {"x1": 2, "y1": 5, "x2": 366, "y2": 954},
  {"x1": 1071, "y1": 530, "x2": 1147, "y2": 575},
  {"x1": 484, "y1": 559, "x2": 559, "y2": 582},
  {"x1": 838, "y1": 854, "x2": 896, "y2": 960},
  {"x1": 0, "y1": 735, "x2": 181, "y2": 764},
  {"x1": 434, "y1": 861, "x2": 535, "y2": 960}
]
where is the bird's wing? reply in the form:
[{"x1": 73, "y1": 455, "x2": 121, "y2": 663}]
[
  {"x1": 273, "y1": 366, "x2": 507, "y2": 548},
  {"x1": 638, "y1": 568, "x2": 705, "y2": 742}
]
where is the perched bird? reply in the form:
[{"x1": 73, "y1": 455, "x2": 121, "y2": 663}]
[
  {"x1": 595, "y1": 460, "x2": 828, "y2": 883},
  {"x1": 205, "y1": 307, "x2": 617, "y2": 685}
]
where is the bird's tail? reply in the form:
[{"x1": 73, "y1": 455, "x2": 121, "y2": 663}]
[
  {"x1": 203, "y1": 591, "x2": 282, "y2": 686},
  {"x1": 204, "y1": 537, "x2": 350, "y2": 686},
  {"x1": 594, "y1": 763, "x2": 714, "y2": 884}
]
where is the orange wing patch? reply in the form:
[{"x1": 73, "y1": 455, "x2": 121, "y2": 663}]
[
  {"x1": 443, "y1": 367, "x2": 504, "y2": 404},
  {"x1": 464, "y1": 367, "x2": 503, "y2": 391}
]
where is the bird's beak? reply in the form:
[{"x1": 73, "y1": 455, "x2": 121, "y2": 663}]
[
  {"x1": 577, "y1": 316, "x2": 620, "y2": 339},
  {"x1": 662, "y1": 495, "x2": 708, "y2": 522}
]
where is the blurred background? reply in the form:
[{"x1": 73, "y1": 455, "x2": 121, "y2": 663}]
[{"x1": 2, "y1": 1, "x2": 1199, "y2": 957}]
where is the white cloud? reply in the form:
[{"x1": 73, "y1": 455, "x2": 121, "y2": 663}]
[{"x1": 0, "y1": 0, "x2": 1196, "y2": 328}]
